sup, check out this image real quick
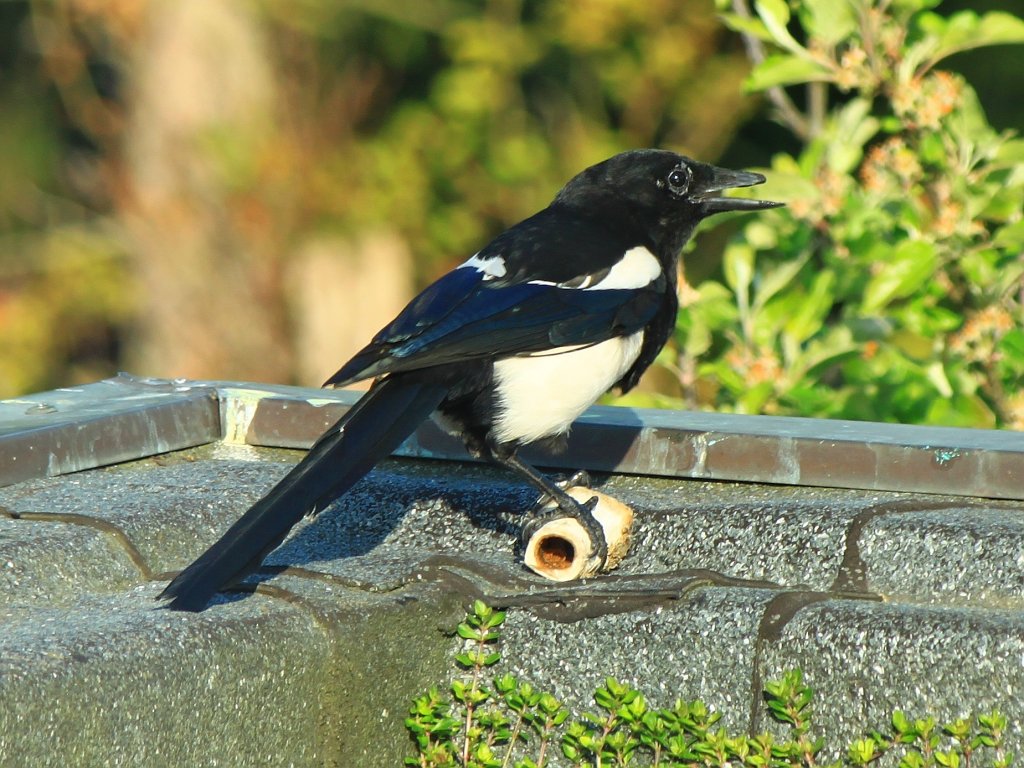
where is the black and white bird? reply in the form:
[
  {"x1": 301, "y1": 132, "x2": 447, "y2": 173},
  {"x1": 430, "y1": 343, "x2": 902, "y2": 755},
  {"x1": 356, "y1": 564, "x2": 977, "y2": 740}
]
[{"x1": 159, "y1": 149, "x2": 781, "y2": 611}]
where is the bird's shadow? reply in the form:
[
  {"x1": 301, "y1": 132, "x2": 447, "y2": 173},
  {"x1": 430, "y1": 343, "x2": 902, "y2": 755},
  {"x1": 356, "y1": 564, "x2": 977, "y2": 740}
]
[
  {"x1": 259, "y1": 405, "x2": 643, "y2": 574},
  {"x1": 264, "y1": 460, "x2": 530, "y2": 568},
  {"x1": 200, "y1": 405, "x2": 642, "y2": 606}
]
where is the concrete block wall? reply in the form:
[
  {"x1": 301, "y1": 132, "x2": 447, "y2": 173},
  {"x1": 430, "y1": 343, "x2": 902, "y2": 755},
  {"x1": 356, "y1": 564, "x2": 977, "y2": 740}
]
[{"x1": 1, "y1": 376, "x2": 1022, "y2": 765}]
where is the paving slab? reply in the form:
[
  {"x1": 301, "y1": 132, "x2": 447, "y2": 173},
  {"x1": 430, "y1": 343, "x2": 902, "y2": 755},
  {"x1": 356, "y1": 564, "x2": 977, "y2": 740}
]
[
  {"x1": 0, "y1": 516, "x2": 141, "y2": 606},
  {"x1": 0, "y1": 377, "x2": 1022, "y2": 766}
]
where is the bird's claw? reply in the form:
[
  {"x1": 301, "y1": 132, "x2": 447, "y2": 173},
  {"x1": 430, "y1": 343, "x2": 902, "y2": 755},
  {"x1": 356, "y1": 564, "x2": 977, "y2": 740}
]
[
  {"x1": 521, "y1": 488, "x2": 608, "y2": 567},
  {"x1": 554, "y1": 470, "x2": 592, "y2": 491}
]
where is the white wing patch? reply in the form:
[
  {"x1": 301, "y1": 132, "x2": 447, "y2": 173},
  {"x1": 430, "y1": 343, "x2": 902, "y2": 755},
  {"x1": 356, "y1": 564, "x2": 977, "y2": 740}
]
[
  {"x1": 464, "y1": 245, "x2": 660, "y2": 290},
  {"x1": 585, "y1": 246, "x2": 661, "y2": 290},
  {"x1": 460, "y1": 253, "x2": 507, "y2": 281},
  {"x1": 526, "y1": 245, "x2": 662, "y2": 291}
]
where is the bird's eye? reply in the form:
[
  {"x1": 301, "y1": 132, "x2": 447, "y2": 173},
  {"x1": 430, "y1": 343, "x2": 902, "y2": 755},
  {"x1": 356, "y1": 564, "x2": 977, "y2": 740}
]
[{"x1": 666, "y1": 167, "x2": 691, "y2": 195}]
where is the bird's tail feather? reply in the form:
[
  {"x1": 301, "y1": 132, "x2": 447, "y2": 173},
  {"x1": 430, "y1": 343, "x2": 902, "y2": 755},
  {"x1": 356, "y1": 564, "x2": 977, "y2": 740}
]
[{"x1": 157, "y1": 376, "x2": 449, "y2": 611}]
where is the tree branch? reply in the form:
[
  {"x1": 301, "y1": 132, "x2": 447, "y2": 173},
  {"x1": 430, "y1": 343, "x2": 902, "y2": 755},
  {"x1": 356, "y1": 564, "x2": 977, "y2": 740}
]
[{"x1": 730, "y1": 0, "x2": 812, "y2": 142}]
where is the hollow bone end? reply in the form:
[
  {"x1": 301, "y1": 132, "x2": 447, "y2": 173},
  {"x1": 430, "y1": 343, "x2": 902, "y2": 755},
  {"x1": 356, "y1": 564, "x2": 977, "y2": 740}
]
[{"x1": 522, "y1": 486, "x2": 634, "y2": 582}]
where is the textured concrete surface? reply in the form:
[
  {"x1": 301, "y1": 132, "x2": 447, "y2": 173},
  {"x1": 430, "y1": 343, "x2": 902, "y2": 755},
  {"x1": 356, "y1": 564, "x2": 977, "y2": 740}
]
[{"x1": 1, "y1": 378, "x2": 1023, "y2": 765}]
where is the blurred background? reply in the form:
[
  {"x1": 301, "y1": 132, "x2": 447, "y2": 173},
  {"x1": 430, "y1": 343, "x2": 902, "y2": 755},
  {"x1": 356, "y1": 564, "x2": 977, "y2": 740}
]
[{"x1": 1, "y1": 0, "x2": 1021, "y2": 425}]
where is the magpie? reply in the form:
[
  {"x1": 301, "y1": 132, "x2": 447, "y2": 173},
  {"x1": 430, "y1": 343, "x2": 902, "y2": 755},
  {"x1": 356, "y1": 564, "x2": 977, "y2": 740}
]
[{"x1": 158, "y1": 149, "x2": 781, "y2": 611}]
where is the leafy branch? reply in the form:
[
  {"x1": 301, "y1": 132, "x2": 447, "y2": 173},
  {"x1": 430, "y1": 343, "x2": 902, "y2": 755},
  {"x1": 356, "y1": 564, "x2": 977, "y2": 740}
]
[{"x1": 645, "y1": 0, "x2": 1024, "y2": 429}]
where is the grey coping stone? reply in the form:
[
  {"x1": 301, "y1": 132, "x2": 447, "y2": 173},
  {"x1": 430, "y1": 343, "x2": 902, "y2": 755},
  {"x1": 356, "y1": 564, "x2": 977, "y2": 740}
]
[
  {"x1": 240, "y1": 382, "x2": 1024, "y2": 500},
  {"x1": 759, "y1": 599, "x2": 1024, "y2": 761},
  {"x1": 2, "y1": 377, "x2": 1024, "y2": 765},
  {"x1": 3, "y1": 374, "x2": 1023, "y2": 499},
  {"x1": 0, "y1": 376, "x2": 220, "y2": 486},
  {"x1": 0, "y1": 579, "x2": 463, "y2": 767},
  {"x1": 0, "y1": 445, "x2": 291, "y2": 576}
]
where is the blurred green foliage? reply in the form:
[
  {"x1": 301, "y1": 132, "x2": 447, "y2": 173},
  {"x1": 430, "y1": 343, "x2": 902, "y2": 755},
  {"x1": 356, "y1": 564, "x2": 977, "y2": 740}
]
[
  {"x1": 0, "y1": 0, "x2": 753, "y2": 394},
  {"x1": 0, "y1": 0, "x2": 1022, "y2": 430},
  {"x1": 261, "y1": 0, "x2": 756, "y2": 271}
]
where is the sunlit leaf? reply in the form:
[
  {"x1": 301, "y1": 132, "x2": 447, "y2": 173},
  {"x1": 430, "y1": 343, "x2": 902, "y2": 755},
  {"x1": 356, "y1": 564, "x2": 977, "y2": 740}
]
[
  {"x1": 745, "y1": 54, "x2": 831, "y2": 91},
  {"x1": 754, "y1": 0, "x2": 806, "y2": 54},
  {"x1": 826, "y1": 98, "x2": 880, "y2": 173},
  {"x1": 861, "y1": 240, "x2": 938, "y2": 313},
  {"x1": 754, "y1": 252, "x2": 810, "y2": 312},
  {"x1": 922, "y1": 11, "x2": 1024, "y2": 66},
  {"x1": 784, "y1": 270, "x2": 835, "y2": 343},
  {"x1": 718, "y1": 12, "x2": 775, "y2": 43},
  {"x1": 799, "y1": 0, "x2": 857, "y2": 46},
  {"x1": 724, "y1": 243, "x2": 755, "y2": 309}
]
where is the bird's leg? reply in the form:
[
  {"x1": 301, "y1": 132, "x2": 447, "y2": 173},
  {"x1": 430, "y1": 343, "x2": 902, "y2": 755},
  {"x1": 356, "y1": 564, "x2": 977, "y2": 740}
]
[{"x1": 485, "y1": 447, "x2": 608, "y2": 565}]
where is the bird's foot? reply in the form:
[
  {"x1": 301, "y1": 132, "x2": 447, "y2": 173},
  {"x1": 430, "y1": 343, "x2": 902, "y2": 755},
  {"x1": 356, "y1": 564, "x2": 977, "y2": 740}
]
[{"x1": 521, "y1": 487, "x2": 609, "y2": 567}]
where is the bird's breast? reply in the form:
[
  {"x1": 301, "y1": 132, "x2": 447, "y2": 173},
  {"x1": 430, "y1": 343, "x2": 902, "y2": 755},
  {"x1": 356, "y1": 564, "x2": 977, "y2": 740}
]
[{"x1": 490, "y1": 331, "x2": 644, "y2": 445}]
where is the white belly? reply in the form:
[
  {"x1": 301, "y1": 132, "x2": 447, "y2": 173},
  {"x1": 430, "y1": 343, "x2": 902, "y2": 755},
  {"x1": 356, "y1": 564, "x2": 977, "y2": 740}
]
[{"x1": 491, "y1": 332, "x2": 644, "y2": 444}]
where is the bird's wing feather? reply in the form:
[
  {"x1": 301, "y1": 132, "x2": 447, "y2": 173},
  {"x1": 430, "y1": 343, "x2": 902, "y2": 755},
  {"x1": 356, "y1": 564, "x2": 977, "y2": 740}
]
[
  {"x1": 325, "y1": 208, "x2": 666, "y2": 387},
  {"x1": 326, "y1": 268, "x2": 664, "y2": 386}
]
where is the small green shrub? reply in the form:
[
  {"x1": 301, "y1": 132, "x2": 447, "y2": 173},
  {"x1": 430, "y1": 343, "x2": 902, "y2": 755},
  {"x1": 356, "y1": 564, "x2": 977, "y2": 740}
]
[
  {"x1": 627, "y1": 0, "x2": 1024, "y2": 428},
  {"x1": 407, "y1": 602, "x2": 1013, "y2": 768}
]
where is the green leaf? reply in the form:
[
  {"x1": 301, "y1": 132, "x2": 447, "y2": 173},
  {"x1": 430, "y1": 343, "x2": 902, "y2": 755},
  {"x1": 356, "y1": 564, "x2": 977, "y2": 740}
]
[
  {"x1": 719, "y1": 12, "x2": 775, "y2": 43},
  {"x1": 924, "y1": 361, "x2": 953, "y2": 398},
  {"x1": 801, "y1": 345, "x2": 860, "y2": 381},
  {"x1": 754, "y1": 252, "x2": 810, "y2": 312},
  {"x1": 980, "y1": 712, "x2": 1008, "y2": 732},
  {"x1": 826, "y1": 98, "x2": 880, "y2": 173},
  {"x1": 472, "y1": 599, "x2": 490, "y2": 619},
  {"x1": 483, "y1": 609, "x2": 506, "y2": 628},
  {"x1": 745, "y1": 219, "x2": 779, "y2": 250},
  {"x1": 993, "y1": 220, "x2": 1024, "y2": 250},
  {"x1": 745, "y1": 54, "x2": 831, "y2": 91},
  {"x1": 944, "y1": 718, "x2": 971, "y2": 740},
  {"x1": 916, "y1": 716, "x2": 937, "y2": 736},
  {"x1": 755, "y1": 0, "x2": 806, "y2": 54},
  {"x1": 924, "y1": 11, "x2": 1024, "y2": 66},
  {"x1": 890, "y1": 330, "x2": 935, "y2": 360},
  {"x1": 891, "y1": 0, "x2": 941, "y2": 13},
  {"x1": 849, "y1": 738, "x2": 879, "y2": 764},
  {"x1": 732, "y1": 380, "x2": 774, "y2": 413},
  {"x1": 918, "y1": 131, "x2": 946, "y2": 165},
  {"x1": 784, "y1": 270, "x2": 835, "y2": 344},
  {"x1": 800, "y1": 0, "x2": 857, "y2": 45},
  {"x1": 1000, "y1": 329, "x2": 1024, "y2": 365},
  {"x1": 755, "y1": 168, "x2": 819, "y2": 203},
  {"x1": 995, "y1": 138, "x2": 1024, "y2": 166},
  {"x1": 724, "y1": 243, "x2": 755, "y2": 307},
  {"x1": 861, "y1": 240, "x2": 938, "y2": 313}
]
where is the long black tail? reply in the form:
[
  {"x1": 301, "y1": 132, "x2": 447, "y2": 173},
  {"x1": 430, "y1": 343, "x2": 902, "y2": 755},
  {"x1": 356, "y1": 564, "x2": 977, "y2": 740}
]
[{"x1": 158, "y1": 375, "x2": 449, "y2": 611}]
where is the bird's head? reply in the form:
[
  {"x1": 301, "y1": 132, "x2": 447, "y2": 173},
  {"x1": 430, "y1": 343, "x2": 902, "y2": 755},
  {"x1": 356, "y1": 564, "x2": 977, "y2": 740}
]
[{"x1": 555, "y1": 149, "x2": 783, "y2": 257}]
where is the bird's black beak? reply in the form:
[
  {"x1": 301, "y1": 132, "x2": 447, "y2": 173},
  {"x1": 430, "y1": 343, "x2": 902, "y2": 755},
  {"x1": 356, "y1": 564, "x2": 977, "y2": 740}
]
[{"x1": 694, "y1": 165, "x2": 783, "y2": 214}]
